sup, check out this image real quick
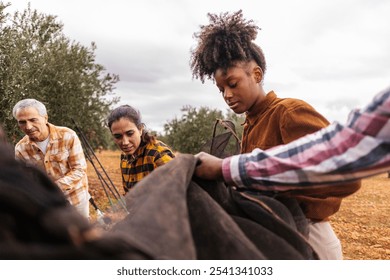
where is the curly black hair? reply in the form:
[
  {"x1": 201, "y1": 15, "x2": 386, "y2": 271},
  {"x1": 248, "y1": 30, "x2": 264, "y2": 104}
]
[{"x1": 190, "y1": 10, "x2": 266, "y2": 83}]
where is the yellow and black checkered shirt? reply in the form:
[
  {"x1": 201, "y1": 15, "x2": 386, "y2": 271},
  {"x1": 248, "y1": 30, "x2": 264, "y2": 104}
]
[{"x1": 120, "y1": 140, "x2": 175, "y2": 192}]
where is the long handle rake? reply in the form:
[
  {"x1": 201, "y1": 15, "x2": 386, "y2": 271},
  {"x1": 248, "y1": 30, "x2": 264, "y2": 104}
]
[{"x1": 71, "y1": 119, "x2": 128, "y2": 214}]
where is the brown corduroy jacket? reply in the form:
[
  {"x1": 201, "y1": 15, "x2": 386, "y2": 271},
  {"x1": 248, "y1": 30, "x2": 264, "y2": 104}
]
[{"x1": 241, "y1": 91, "x2": 361, "y2": 221}]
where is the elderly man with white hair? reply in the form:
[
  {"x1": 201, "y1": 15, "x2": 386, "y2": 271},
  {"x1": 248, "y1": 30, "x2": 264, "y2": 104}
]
[{"x1": 12, "y1": 98, "x2": 90, "y2": 219}]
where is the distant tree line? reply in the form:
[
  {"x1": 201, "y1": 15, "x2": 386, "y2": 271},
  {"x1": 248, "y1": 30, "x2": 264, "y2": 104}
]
[{"x1": 0, "y1": 2, "x2": 244, "y2": 155}]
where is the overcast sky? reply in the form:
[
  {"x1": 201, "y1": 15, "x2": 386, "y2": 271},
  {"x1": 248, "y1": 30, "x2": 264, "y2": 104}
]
[{"x1": 8, "y1": 0, "x2": 390, "y2": 132}]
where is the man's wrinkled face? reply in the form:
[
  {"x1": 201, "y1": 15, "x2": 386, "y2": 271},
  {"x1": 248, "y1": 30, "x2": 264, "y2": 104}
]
[{"x1": 15, "y1": 107, "x2": 49, "y2": 142}]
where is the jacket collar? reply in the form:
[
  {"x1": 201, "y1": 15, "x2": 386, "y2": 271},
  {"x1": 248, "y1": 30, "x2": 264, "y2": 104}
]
[{"x1": 245, "y1": 91, "x2": 276, "y2": 126}]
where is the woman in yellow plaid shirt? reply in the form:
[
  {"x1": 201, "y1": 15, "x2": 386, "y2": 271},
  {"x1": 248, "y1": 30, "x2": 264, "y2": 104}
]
[{"x1": 107, "y1": 105, "x2": 175, "y2": 193}]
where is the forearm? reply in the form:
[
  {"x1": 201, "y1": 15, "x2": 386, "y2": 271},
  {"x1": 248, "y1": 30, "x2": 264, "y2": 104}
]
[
  {"x1": 55, "y1": 167, "x2": 87, "y2": 194},
  {"x1": 223, "y1": 87, "x2": 390, "y2": 189},
  {"x1": 194, "y1": 152, "x2": 223, "y2": 181},
  {"x1": 55, "y1": 139, "x2": 88, "y2": 194},
  {"x1": 223, "y1": 123, "x2": 390, "y2": 190}
]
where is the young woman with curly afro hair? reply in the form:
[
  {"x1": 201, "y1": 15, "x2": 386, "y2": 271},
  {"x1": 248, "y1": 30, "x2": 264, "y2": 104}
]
[{"x1": 190, "y1": 10, "x2": 361, "y2": 260}]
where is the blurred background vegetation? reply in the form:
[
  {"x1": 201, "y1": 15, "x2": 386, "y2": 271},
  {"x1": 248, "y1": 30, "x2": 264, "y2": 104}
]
[{"x1": 0, "y1": 2, "x2": 243, "y2": 155}]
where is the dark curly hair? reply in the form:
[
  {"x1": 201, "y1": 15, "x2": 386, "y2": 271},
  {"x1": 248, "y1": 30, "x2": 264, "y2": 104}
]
[
  {"x1": 190, "y1": 10, "x2": 267, "y2": 83},
  {"x1": 107, "y1": 105, "x2": 156, "y2": 144}
]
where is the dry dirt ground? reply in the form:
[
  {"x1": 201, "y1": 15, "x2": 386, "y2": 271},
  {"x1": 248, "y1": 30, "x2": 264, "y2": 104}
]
[
  {"x1": 87, "y1": 150, "x2": 390, "y2": 260},
  {"x1": 332, "y1": 172, "x2": 390, "y2": 259}
]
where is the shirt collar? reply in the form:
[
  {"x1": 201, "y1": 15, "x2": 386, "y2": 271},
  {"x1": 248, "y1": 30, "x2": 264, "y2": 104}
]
[{"x1": 47, "y1": 123, "x2": 60, "y2": 141}]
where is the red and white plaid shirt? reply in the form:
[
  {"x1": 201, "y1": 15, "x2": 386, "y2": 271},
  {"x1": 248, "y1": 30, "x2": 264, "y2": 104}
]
[
  {"x1": 15, "y1": 123, "x2": 89, "y2": 206},
  {"x1": 223, "y1": 87, "x2": 390, "y2": 190}
]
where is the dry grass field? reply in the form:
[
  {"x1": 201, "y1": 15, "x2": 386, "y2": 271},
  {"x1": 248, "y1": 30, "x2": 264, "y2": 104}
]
[{"x1": 88, "y1": 150, "x2": 390, "y2": 260}]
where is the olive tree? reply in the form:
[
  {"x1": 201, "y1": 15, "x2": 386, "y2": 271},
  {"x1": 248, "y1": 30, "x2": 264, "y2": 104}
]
[{"x1": 0, "y1": 2, "x2": 119, "y2": 148}]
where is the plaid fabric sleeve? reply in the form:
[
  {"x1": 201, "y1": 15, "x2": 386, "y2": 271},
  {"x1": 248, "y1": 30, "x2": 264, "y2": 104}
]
[
  {"x1": 222, "y1": 87, "x2": 390, "y2": 190},
  {"x1": 154, "y1": 142, "x2": 175, "y2": 167},
  {"x1": 54, "y1": 131, "x2": 88, "y2": 195}
]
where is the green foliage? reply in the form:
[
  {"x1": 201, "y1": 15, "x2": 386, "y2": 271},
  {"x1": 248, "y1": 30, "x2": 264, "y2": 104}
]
[
  {"x1": 0, "y1": 2, "x2": 119, "y2": 147},
  {"x1": 159, "y1": 105, "x2": 244, "y2": 155},
  {"x1": 160, "y1": 105, "x2": 223, "y2": 153}
]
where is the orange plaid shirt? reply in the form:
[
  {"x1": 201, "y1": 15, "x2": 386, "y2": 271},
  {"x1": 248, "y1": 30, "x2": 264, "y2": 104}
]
[
  {"x1": 120, "y1": 140, "x2": 175, "y2": 192},
  {"x1": 15, "y1": 123, "x2": 89, "y2": 206}
]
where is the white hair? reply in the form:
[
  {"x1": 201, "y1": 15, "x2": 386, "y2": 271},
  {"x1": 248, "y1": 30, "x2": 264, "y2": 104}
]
[{"x1": 12, "y1": 99, "x2": 47, "y2": 118}]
